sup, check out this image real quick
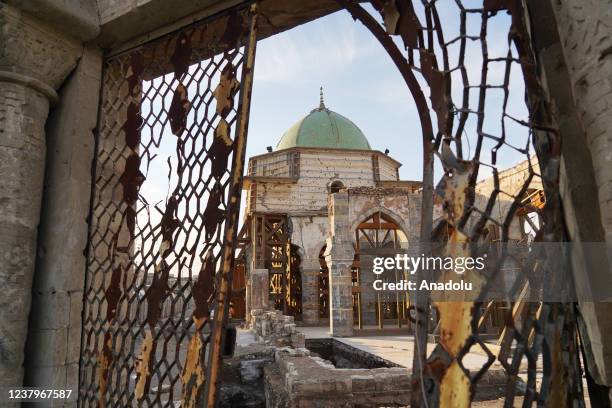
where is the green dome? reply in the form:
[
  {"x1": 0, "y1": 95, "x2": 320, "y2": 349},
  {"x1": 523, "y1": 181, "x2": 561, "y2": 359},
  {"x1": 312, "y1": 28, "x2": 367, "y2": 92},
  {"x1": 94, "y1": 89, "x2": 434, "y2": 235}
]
[{"x1": 276, "y1": 91, "x2": 371, "y2": 151}]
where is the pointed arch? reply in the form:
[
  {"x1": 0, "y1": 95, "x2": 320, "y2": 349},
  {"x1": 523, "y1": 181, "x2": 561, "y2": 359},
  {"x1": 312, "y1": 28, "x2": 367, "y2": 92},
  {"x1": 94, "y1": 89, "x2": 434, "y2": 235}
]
[{"x1": 350, "y1": 207, "x2": 410, "y2": 247}]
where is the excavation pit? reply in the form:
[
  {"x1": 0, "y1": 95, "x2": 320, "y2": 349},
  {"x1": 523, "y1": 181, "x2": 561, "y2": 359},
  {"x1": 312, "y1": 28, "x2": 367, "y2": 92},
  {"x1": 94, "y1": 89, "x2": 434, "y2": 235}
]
[{"x1": 305, "y1": 338, "x2": 400, "y2": 369}]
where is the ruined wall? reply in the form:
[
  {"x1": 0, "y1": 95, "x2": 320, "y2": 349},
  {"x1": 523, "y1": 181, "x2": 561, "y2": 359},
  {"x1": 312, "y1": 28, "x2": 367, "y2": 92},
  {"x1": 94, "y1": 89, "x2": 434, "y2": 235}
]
[
  {"x1": 289, "y1": 215, "x2": 328, "y2": 324},
  {"x1": 245, "y1": 148, "x2": 407, "y2": 324},
  {"x1": 249, "y1": 309, "x2": 305, "y2": 348},
  {"x1": 290, "y1": 215, "x2": 328, "y2": 260},
  {"x1": 474, "y1": 157, "x2": 542, "y2": 198},
  {"x1": 269, "y1": 346, "x2": 411, "y2": 407},
  {"x1": 473, "y1": 157, "x2": 541, "y2": 241},
  {"x1": 346, "y1": 188, "x2": 421, "y2": 243},
  {"x1": 324, "y1": 189, "x2": 422, "y2": 335},
  {"x1": 378, "y1": 154, "x2": 399, "y2": 181},
  {"x1": 251, "y1": 150, "x2": 297, "y2": 178},
  {"x1": 250, "y1": 149, "x2": 399, "y2": 214}
]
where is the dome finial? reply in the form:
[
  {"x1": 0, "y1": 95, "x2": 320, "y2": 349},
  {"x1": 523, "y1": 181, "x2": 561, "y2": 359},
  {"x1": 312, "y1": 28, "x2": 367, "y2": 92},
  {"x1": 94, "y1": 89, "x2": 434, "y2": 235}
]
[{"x1": 319, "y1": 86, "x2": 326, "y2": 109}]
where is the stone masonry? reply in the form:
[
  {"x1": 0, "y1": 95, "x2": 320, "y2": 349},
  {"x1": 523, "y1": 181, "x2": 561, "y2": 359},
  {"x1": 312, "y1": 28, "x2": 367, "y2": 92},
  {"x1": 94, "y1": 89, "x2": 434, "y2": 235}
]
[
  {"x1": 267, "y1": 347, "x2": 411, "y2": 408},
  {"x1": 299, "y1": 257, "x2": 321, "y2": 325},
  {"x1": 325, "y1": 192, "x2": 355, "y2": 337},
  {"x1": 551, "y1": 0, "x2": 612, "y2": 244},
  {"x1": 249, "y1": 309, "x2": 306, "y2": 349},
  {"x1": 527, "y1": 1, "x2": 612, "y2": 400},
  {"x1": 24, "y1": 46, "x2": 102, "y2": 395},
  {"x1": 0, "y1": 3, "x2": 83, "y2": 397}
]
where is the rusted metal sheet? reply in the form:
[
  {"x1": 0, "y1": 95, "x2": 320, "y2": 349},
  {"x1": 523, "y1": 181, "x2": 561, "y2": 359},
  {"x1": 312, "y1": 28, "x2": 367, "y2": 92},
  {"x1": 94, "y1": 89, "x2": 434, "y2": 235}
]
[
  {"x1": 181, "y1": 332, "x2": 206, "y2": 406},
  {"x1": 80, "y1": 5, "x2": 258, "y2": 407},
  {"x1": 432, "y1": 145, "x2": 484, "y2": 408},
  {"x1": 80, "y1": 0, "x2": 585, "y2": 407},
  {"x1": 214, "y1": 64, "x2": 241, "y2": 117},
  {"x1": 134, "y1": 331, "x2": 154, "y2": 399},
  {"x1": 204, "y1": 7, "x2": 259, "y2": 406},
  {"x1": 168, "y1": 84, "x2": 190, "y2": 135},
  {"x1": 335, "y1": 1, "x2": 585, "y2": 407}
]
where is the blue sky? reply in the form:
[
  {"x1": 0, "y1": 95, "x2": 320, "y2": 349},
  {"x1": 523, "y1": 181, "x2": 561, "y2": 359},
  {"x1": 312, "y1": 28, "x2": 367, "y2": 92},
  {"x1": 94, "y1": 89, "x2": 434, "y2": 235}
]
[
  {"x1": 135, "y1": 5, "x2": 533, "y2": 275},
  {"x1": 246, "y1": 6, "x2": 529, "y2": 181},
  {"x1": 248, "y1": 9, "x2": 423, "y2": 180}
]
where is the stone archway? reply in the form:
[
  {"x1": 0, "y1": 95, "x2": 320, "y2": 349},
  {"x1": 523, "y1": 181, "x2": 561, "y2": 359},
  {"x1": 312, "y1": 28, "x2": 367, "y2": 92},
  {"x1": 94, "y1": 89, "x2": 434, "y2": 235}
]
[{"x1": 352, "y1": 211, "x2": 410, "y2": 330}]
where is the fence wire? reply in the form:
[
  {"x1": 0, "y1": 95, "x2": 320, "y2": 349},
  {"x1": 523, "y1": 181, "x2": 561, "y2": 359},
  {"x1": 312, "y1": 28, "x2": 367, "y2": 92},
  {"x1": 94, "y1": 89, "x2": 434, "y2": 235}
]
[
  {"x1": 80, "y1": 6, "x2": 256, "y2": 407},
  {"x1": 80, "y1": 0, "x2": 585, "y2": 406},
  {"x1": 339, "y1": 0, "x2": 585, "y2": 406}
]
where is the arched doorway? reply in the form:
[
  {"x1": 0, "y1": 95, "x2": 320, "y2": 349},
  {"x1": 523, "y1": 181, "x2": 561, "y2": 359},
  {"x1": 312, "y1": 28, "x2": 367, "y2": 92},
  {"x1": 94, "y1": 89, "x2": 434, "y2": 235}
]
[{"x1": 353, "y1": 211, "x2": 409, "y2": 330}]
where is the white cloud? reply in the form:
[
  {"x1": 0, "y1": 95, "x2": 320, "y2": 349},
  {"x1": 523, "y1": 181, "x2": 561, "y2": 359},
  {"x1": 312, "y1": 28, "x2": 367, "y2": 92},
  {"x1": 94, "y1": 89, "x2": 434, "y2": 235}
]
[
  {"x1": 362, "y1": 79, "x2": 415, "y2": 111},
  {"x1": 254, "y1": 15, "x2": 375, "y2": 83}
]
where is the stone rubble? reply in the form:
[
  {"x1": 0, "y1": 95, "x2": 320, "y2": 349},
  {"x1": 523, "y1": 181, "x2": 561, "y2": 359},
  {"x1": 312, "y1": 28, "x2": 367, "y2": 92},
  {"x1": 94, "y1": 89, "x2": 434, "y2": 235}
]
[{"x1": 249, "y1": 309, "x2": 306, "y2": 349}]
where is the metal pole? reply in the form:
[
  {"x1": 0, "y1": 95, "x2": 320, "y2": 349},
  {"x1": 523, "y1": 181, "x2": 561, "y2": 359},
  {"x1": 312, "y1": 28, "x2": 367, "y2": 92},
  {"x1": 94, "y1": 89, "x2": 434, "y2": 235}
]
[{"x1": 205, "y1": 6, "x2": 258, "y2": 406}]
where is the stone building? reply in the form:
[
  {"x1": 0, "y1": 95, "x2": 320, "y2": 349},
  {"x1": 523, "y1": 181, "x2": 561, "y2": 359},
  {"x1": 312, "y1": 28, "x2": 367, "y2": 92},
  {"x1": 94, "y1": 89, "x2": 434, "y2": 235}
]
[{"x1": 240, "y1": 90, "x2": 422, "y2": 336}]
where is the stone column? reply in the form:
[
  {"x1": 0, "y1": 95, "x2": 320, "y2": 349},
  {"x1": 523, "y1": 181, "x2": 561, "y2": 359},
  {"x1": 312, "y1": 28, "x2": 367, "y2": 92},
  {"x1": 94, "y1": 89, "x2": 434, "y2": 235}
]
[
  {"x1": 525, "y1": 1, "x2": 612, "y2": 403},
  {"x1": 24, "y1": 46, "x2": 102, "y2": 397},
  {"x1": 300, "y1": 258, "x2": 320, "y2": 325},
  {"x1": 0, "y1": 4, "x2": 81, "y2": 393},
  {"x1": 325, "y1": 192, "x2": 354, "y2": 337},
  {"x1": 358, "y1": 254, "x2": 378, "y2": 326},
  {"x1": 549, "y1": 0, "x2": 612, "y2": 244}
]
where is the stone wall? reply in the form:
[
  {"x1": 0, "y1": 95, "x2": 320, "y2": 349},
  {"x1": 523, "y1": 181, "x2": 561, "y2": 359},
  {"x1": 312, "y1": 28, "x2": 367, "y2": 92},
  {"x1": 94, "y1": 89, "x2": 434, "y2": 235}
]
[
  {"x1": 551, "y1": 0, "x2": 612, "y2": 244},
  {"x1": 248, "y1": 149, "x2": 399, "y2": 214},
  {"x1": 290, "y1": 215, "x2": 328, "y2": 324},
  {"x1": 529, "y1": 1, "x2": 612, "y2": 400},
  {"x1": 473, "y1": 156, "x2": 541, "y2": 240},
  {"x1": 267, "y1": 347, "x2": 411, "y2": 408},
  {"x1": 346, "y1": 187, "x2": 422, "y2": 243},
  {"x1": 24, "y1": 45, "x2": 102, "y2": 397},
  {"x1": 324, "y1": 188, "x2": 423, "y2": 336},
  {"x1": 0, "y1": 3, "x2": 83, "y2": 397},
  {"x1": 249, "y1": 309, "x2": 306, "y2": 349}
]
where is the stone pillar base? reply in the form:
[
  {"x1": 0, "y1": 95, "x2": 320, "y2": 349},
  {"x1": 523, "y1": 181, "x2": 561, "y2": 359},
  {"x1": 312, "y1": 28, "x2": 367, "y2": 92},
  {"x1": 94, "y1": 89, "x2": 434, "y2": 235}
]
[
  {"x1": 301, "y1": 268, "x2": 320, "y2": 325},
  {"x1": 328, "y1": 270, "x2": 354, "y2": 337}
]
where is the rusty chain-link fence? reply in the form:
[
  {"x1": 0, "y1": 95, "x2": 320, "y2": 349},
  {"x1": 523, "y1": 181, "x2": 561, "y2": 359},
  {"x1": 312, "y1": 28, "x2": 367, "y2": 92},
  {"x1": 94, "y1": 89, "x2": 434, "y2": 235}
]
[
  {"x1": 80, "y1": 5, "x2": 257, "y2": 407},
  {"x1": 80, "y1": 0, "x2": 585, "y2": 406},
  {"x1": 338, "y1": 0, "x2": 585, "y2": 406}
]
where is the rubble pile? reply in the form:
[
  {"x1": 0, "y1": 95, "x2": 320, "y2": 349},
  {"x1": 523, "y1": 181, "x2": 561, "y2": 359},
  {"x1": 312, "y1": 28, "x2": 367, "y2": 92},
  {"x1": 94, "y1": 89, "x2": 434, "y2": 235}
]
[{"x1": 249, "y1": 309, "x2": 305, "y2": 348}]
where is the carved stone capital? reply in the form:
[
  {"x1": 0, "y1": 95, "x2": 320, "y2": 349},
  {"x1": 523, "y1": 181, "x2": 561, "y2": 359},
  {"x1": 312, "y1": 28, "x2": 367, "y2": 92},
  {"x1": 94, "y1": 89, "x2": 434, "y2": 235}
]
[{"x1": 0, "y1": 3, "x2": 82, "y2": 97}]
